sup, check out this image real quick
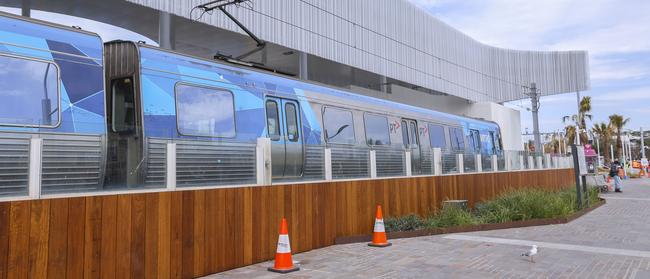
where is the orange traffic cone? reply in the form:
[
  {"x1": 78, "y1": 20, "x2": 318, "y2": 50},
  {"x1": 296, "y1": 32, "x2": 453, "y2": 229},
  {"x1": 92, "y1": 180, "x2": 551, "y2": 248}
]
[
  {"x1": 368, "y1": 205, "x2": 392, "y2": 247},
  {"x1": 268, "y1": 218, "x2": 299, "y2": 273}
]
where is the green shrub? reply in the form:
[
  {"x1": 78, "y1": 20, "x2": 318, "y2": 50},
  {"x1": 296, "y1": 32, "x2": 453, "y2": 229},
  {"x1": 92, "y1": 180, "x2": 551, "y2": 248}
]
[
  {"x1": 382, "y1": 186, "x2": 600, "y2": 232},
  {"x1": 424, "y1": 206, "x2": 478, "y2": 228},
  {"x1": 384, "y1": 214, "x2": 424, "y2": 232},
  {"x1": 474, "y1": 188, "x2": 575, "y2": 223}
]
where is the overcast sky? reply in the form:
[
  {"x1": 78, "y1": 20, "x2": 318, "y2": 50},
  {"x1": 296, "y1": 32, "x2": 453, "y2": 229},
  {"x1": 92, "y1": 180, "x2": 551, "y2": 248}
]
[{"x1": 409, "y1": 0, "x2": 650, "y2": 137}]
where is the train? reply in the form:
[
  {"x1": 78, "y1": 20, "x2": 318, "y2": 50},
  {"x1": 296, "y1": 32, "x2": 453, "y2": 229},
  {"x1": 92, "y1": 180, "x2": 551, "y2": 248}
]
[{"x1": 0, "y1": 12, "x2": 502, "y2": 197}]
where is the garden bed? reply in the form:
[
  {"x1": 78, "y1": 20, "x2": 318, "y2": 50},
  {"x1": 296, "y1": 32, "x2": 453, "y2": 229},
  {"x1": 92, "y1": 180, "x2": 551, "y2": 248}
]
[{"x1": 335, "y1": 188, "x2": 605, "y2": 245}]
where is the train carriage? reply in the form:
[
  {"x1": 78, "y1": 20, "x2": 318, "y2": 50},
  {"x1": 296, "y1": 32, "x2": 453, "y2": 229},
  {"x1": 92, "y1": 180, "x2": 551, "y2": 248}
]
[
  {"x1": 0, "y1": 11, "x2": 503, "y2": 198},
  {"x1": 0, "y1": 12, "x2": 106, "y2": 196}
]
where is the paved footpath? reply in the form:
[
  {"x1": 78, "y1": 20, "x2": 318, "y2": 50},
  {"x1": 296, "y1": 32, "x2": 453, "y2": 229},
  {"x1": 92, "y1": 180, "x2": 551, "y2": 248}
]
[{"x1": 204, "y1": 178, "x2": 650, "y2": 279}]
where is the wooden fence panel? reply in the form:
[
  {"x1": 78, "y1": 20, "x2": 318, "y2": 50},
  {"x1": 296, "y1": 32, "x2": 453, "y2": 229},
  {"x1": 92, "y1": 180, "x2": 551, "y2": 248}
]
[{"x1": 0, "y1": 169, "x2": 575, "y2": 278}]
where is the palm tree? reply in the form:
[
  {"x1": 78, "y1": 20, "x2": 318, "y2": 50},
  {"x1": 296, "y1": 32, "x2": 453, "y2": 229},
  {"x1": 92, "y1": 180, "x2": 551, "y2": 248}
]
[
  {"x1": 578, "y1": 96, "x2": 593, "y2": 144},
  {"x1": 564, "y1": 125, "x2": 577, "y2": 147},
  {"x1": 563, "y1": 96, "x2": 592, "y2": 145},
  {"x1": 609, "y1": 114, "x2": 630, "y2": 160},
  {"x1": 592, "y1": 122, "x2": 612, "y2": 163}
]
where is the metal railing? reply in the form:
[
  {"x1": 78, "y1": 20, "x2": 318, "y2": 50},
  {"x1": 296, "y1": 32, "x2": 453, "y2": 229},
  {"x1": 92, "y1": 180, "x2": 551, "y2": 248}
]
[{"x1": 0, "y1": 134, "x2": 576, "y2": 200}]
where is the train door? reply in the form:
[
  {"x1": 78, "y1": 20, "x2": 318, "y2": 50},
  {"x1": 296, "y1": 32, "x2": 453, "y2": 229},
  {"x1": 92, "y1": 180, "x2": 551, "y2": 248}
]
[
  {"x1": 105, "y1": 76, "x2": 144, "y2": 188},
  {"x1": 265, "y1": 97, "x2": 304, "y2": 179},
  {"x1": 402, "y1": 119, "x2": 422, "y2": 174}
]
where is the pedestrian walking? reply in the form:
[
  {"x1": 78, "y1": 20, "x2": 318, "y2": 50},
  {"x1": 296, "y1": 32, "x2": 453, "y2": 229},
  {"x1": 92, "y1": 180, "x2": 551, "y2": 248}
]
[{"x1": 609, "y1": 160, "x2": 624, "y2": 192}]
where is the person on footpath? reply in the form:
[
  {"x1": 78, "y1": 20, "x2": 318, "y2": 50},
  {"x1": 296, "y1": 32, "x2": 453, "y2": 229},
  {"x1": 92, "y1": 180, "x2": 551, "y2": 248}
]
[
  {"x1": 614, "y1": 161, "x2": 625, "y2": 193},
  {"x1": 610, "y1": 160, "x2": 624, "y2": 193}
]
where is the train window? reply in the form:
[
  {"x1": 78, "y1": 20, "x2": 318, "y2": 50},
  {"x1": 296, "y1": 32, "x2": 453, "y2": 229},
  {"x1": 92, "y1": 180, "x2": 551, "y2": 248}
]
[
  {"x1": 401, "y1": 120, "x2": 409, "y2": 147},
  {"x1": 364, "y1": 114, "x2": 390, "y2": 146},
  {"x1": 489, "y1": 131, "x2": 497, "y2": 154},
  {"x1": 469, "y1": 129, "x2": 481, "y2": 152},
  {"x1": 450, "y1": 127, "x2": 465, "y2": 150},
  {"x1": 285, "y1": 103, "x2": 299, "y2": 142},
  {"x1": 409, "y1": 122, "x2": 419, "y2": 146},
  {"x1": 266, "y1": 100, "x2": 281, "y2": 141},
  {"x1": 175, "y1": 84, "x2": 235, "y2": 137},
  {"x1": 112, "y1": 78, "x2": 136, "y2": 133},
  {"x1": 428, "y1": 124, "x2": 446, "y2": 148},
  {"x1": 0, "y1": 55, "x2": 59, "y2": 127},
  {"x1": 323, "y1": 107, "x2": 355, "y2": 144}
]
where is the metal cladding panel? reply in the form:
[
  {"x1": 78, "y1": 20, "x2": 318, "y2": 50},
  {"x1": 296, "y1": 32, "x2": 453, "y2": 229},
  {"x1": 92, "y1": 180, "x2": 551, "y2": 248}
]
[
  {"x1": 129, "y1": 0, "x2": 589, "y2": 103},
  {"x1": 0, "y1": 133, "x2": 30, "y2": 197},
  {"x1": 41, "y1": 134, "x2": 104, "y2": 194}
]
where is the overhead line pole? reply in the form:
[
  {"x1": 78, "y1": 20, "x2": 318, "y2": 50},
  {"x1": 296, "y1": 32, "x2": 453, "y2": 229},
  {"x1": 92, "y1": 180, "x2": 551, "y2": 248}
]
[{"x1": 523, "y1": 83, "x2": 541, "y2": 154}]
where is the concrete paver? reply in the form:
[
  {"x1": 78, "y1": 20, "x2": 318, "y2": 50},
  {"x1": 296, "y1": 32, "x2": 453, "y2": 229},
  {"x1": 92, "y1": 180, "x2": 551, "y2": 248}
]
[{"x1": 204, "y1": 178, "x2": 650, "y2": 278}]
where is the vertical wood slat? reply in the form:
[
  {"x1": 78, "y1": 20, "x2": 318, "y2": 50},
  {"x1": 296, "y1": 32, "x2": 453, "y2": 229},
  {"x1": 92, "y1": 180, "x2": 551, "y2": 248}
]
[
  {"x1": 0, "y1": 203, "x2": 10, "y2": 279},
  {"x1": 47, "y1": 198, "x2": 69, "y2": 279},
  {"x1": 0, "y1": 169, "x2": 574, "y2": 279},
  {"x1": 28, "y1": 200, "x2": 50, "y2": 279},
  {"x1": 8, "y1": 201, "x2": 30, "y2": 279},
  {"x1": 66, "y1": 198, "x2": 85, "y2": 279},
  {"x1": 83, "y1": 197, "x2": 102, "y2": 279},
  {"x1": 115, "y1": 195, "x2": 132, "y2": 279}
]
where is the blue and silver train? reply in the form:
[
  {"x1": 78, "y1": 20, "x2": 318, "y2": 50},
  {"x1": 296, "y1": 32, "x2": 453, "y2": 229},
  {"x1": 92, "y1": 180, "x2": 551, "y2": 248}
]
[{"x1": 0, "y1": 12, "x2": 502, "y2": 196}]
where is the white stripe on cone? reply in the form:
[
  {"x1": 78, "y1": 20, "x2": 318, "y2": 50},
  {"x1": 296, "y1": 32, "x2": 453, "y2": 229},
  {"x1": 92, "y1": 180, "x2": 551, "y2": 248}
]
[
  {"x1": 373, "y1": 218, "x2": 385, "y2": 233},
  {"x1": 276, "y1": 234, "x2": 292, "y2": 254}
]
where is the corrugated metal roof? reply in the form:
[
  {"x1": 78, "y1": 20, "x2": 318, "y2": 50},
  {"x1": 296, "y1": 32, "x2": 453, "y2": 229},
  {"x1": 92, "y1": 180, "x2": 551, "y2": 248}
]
[{"x1": 127, "y1": 0, "x2": 590, "y2": 103}]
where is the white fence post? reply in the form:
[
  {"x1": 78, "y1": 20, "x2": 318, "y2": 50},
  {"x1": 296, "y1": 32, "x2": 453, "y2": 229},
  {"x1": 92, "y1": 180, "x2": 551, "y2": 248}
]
[
  {"x1": 324, "y1": 148, "x2": 332, "y2": 181},
  {"x1": 433, "y1": 148, "x2": 442, "y2": 175},
  {"x1": 256, "y1": 138, "x2": 272, "y2": 185},
  {"x1": 505, "y1": 153, "x2": 512, "y2": 171},
  {"x1": 166, "y1": 142, "x2": 176, "y2": 190},
  {"x1": 519, "y1": 155, "x2": 525, "y2": 170},
  {"x1": 405, "y1": 151, "x2": 412, "y2": 177},
  {"x1": 545, "y1": 154, "x2": 552, "y2": 169},
  {"x1": 528, "y1": 156, "x2": 535, "y2": 169},
  {"x1": 492, "y1": 155, "x2": 498, "y2": 172},
  {"x1": 457, "y1": 153, "x2": 464, "y2": 174},
  {"x1": 370, "y1": 150, "x2": 377, "y2": 178},
  {"x1": 475, "y1": 154, "x2": 482, "y2": 172},
  {"x1": 536, "y1": 156, "x2": 543, "y2": 170},
  {"x1": 28, "y1": 138, "x2": 42, "y2": 199}
]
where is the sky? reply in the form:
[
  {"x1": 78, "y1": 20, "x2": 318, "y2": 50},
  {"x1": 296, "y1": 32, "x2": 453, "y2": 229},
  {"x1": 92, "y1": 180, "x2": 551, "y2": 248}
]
[{"x1": 409, "y1": 0, "x2": 650, "y2": 137}]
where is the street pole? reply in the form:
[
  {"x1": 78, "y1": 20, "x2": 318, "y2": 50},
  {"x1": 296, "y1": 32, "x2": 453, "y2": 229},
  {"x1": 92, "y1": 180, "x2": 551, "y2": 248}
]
[
  {"x1": 595, "y1": 136, "x2": 601, "y2": 166},
  {"x1": 621, "y1": 138, "x2": 627, "y2": 166},
  {"x1": 525, "y1": 83, "x2": 542, "y2": 154},
  {"x1": 627, "y1": 134, "x2": 632, "y2": 175},
  {"x1": 642, "y1": 127, "x2": 646, "y2": 159},
  {"x1": 610, "y1": 144, "x2": 614, "y2": 163},
  {"x1": 576, "y1": 90, "x2": 581, "y2": 145}
]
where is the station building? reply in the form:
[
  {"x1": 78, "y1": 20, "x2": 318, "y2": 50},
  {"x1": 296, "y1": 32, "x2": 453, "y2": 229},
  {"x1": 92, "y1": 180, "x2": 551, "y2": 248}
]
[{"x1": 5, "y1": 0, "x2": 590, "y2": 151}]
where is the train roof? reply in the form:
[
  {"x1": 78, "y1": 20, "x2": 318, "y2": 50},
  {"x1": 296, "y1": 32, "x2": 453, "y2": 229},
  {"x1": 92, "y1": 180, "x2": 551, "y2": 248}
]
[
  {"x1": 136, "y1": 42, "x2": 499, "y2": 129},
  {"x1": 0, "y1": 11, "x2": 103, "y2": 61}
]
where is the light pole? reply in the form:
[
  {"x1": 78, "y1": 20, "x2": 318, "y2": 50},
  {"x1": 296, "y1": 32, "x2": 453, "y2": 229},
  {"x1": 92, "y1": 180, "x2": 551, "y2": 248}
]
[
  {"x1": 576, "y1": 90, "x2": 581, "y2": 145},
  {"x1": 523, "y1": 83, "x2": 541, "y2": 154},
  {"x1": 642, "y1": 127, "x2": 646, "y2": 159}
]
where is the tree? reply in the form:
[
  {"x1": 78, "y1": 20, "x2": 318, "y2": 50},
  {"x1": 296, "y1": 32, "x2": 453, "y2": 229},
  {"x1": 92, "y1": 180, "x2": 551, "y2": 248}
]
[
  {"x1": 578, "y1": 96, "x2": 593, "y2": 144},
  {"x1": 592, "y1": 122, "x2": 612, "y2": 163},
  {"x1": 563, "y1": 96, "x2": 592, "y2": 145},
  {"x1": 609, "y1": 114, "x2": 629, "y2": 160},
  {"x1": 564, "y1": 125, "x2": 576, "y2": 148}
]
